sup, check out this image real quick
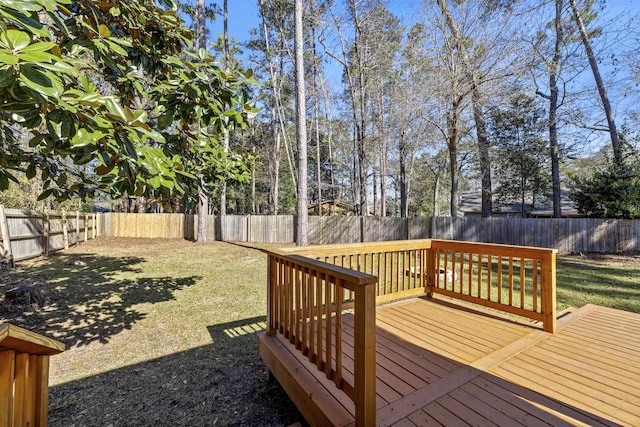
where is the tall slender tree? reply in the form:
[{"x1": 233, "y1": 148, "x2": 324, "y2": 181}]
[
  {"x1": 569, "y1": 0, "x2": 622, "y2": 165},
  {"x1": 219, "y1": 0, "x2": 230, "y2": 216},
  {"x1": 295, "y1": 0, "x2": 309, "y2": 245}
]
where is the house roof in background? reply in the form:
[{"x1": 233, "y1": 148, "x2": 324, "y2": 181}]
[{"x1": 459, "y1": 190, "x2": 580, "y2": 217}]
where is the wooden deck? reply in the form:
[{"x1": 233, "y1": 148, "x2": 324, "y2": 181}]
[{"x1": 258, "y1": 298, "x2": 640, "y2": 426}]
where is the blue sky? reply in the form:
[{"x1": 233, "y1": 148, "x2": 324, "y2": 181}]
[{"x1": 209, "y1": 0, "x2": 639, "y2": 47}]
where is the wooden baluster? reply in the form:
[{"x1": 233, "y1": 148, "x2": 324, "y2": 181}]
[
  {"x1": 293, "y1": 265, "x2": 301, "y2": 346},
  {"x1": 286, "y1": 261, "x2": 292, "y2": 336},
  {"x1": 508, "y1": 257, "x2": 514, "y2": 306},
  {"x1": 459, "y1": 252, "x2": 464, "y2": 295},
  {"x1": 497, "y1": 257, "x2": 503, "y2": 304},
  {"x1": 443, "y1": 250, "x2": 449, "y2": 290},
  {"x1": 520, "y1": 257, "x2": 526, "y2": 309},
  {"x1": 487, "y1": 255, "x2": 492, "y2": 302},
  {"x1": 267, "y1": 256, "x2": 275, "y2": 335},
  {"x1": 301, "y1": 267, "x2": 308, "y2": 353},
  {"x1": 394, "y1": 252, "x2": 399, "y2": 293},
  {"x1": 325, "y1": 275, "x2": 333, "y2": 378},
  {"x1": 335, "y1": 282, "x2": 344, "y2": 388},
  {"x1": 467, "y1": 253, "x2": 473, "y2": 295},
  {"x1": 316, "y1": 273, "x2": 323, "y2": 370},
  {"x1": 308, "y1": 271, "x2": 316, "y2": 363},
  {"x1": 377, "y1": 252, "x2": 382, "y2": 296},
  {"x1": 532, "y1": 259, "x2": 539, "y2": 313},
  {"x1": 477, "y1": 253, "x2": 483, "y2": 299}
]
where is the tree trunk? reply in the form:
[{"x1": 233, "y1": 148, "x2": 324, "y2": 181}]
[
  {"x1": 569, "y1": 0, "x2": 622, "y2": 165},
  {"x1": 436, "y1": 0, "x2": 491, "y2": 218},
  {"x1": 399, "y1": 131, "x2": 408, "y2": 217},
  {"x1": 294, "y1": 0, "x2": 308, "y2": 246},
  {"x1": 219, "y1": 0, "x2": 230, "y2": 216},
  {"x1": 197, "y1": 180, "x2": 208, "y2": 241},
  {"x1": 472, "y1": 89, "x2": 492, "y2": 217},
  {"x1": 550, "y1": 0, "x2": 563, "y2": 217},
  {"x1": 260, "y1": 1, "x2": 282, "y2": 215},
  {"x1": 312, "y1": 31, "x2": 322, "y2": 216},
  {"x1": 447, "y1": 105, "x2": 460, "y2": 217},
  {"x1": 195, "y1": 0, "x2": 208, "y2": 241}
]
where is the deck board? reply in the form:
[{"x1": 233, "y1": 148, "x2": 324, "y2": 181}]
[{"x1": 259, "y1": 299, "x2": 640, "y2": 426}]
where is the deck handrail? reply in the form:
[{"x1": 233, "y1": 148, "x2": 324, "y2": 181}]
[
  {"x1": 278, "y1": 239, "x2": 557, "y2": 333},
  {"x1": 428, "y1": 239, "x2": 557, "y2": 333},
  {"x1": 0, "y1": 323, "x2": 65, "y2": 427},
  {"x1": 266, "y1": 250, "x2": 377, "y2": 426}
]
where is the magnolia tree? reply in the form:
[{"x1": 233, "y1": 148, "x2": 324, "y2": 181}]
[{"x1": 0, "y1": 0, "x2": 257, "y2": 207}]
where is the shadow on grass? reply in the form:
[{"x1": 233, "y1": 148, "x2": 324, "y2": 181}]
[
  {"x1": 0, "y1": 252, "x2": 200, "y2": 348},
  {"x1": 49, "y1": 316, "x2": 303, "y2": 426},
  {"x1": 557, "y1": 257, "x2": 640, "y2": 312}
]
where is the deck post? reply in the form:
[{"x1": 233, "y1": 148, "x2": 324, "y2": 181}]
[
  {"x1": 425, "y1": 245, "x2": 435, "y2": 297},
  {"x1": 541, "y1": 250, "x2": 557, "y2": 333},
  {"x1": 354, "y1": 281, "x2": 376, "y2": 426}
]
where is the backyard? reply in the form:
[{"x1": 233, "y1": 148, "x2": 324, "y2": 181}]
[{"x1": 1, "y1": 237, "x2": 639, "y2": 426}]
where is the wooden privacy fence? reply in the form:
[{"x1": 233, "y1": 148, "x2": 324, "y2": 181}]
[
  {"x1": 263, "y1": 239, "x2": 558, "y2": 425},
  {"x1": 99, "y1": 213, "x2": 640, "y2": 254},
  {"x1": 0, "y1": 207, "x2": 99, "y2": 263},
  {"x1": 0, "y1": 323, "x2": 65, "y2": 427}
]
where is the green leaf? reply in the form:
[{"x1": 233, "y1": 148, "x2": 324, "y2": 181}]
[
  {"x1": 104, "y1": 97, "x2": 128, "y2": 121},
  {"x1": 103, "y1": 39, "x2": 127, "y2": 56},
  {"x1": 0, "y1": 8, "x2": 49, "y2": 37},
  {"x1": 37, "y1": 60, "x2": 79, "y2": 76},
  {"x1": 0, "y1": 66, "x2": 14, "y2": 87},
  {"x1": 26, "y1": 162, "x2": 36, "y2": 179},
  {"x1": 19, "y1": 41, "x2": 56, "y2": 53},
  {"x1": 19, "y1": 63, "x2": 63, "y2": 97},
  {"x1": 0, "y1": 173, "x2": 8, "y2": 190},
  {"x1": 0, "y1": 53, "x2": 19, "y2": 65},
  {"x1": 37, "y1": 188, "x2": 53, "y2": 200},
  {"x1": 2, "y1": 29, "x2": 31, "y2": 50}
]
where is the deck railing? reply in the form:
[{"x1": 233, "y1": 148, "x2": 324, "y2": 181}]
[
  {"x1": 428, "y1": 240, "x2": 557, "y2": 333},
  {"x1": 265, "y1": 239, "x2": 557, "y2": 425},
  {"x1": 266, "y1": 250, "x2": 378, "y2": 426},
  {"x1": 276, "y1": 239, "x2": 557, "y2": 332}
]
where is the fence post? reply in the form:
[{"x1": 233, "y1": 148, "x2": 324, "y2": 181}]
[
  {"x1": 62, "y1": 210, "x2": 69, "y2": 250},
  {"x1": 541, "y1": 250, "x2": 557, "y2": 333},
  {"x1": 84, "y1": 214, "x2": 88, "y2": 242},
  {"x1": 92, "y1": 214, "x2": 97, "y2": 239},
  {"x1": 75, "y1": 211, "x2": 80, "y2": 243},
  {"x1": 43, "y1": 212, "x2": 49, "y2": 256},
  {"x1": 0, "y1": 206, "x2": 14, "y2": 265}
]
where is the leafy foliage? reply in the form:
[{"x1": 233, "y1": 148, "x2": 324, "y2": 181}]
[
  {"x1": 569, "y1": 151, "x2": 640, "y2": 218},
  {"x1": 488, "y1": 92, "x2": 549, "y2": 215},
  {"x1": 0, "y1": 0, "x2": 257, "y2": 205}
]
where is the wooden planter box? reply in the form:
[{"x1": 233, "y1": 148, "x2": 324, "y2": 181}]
[{"x1": 0, "y1": 323, "x2": 64, "y2": 427}]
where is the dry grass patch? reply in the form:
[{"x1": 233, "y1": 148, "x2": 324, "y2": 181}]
[{"x1": 0, "y1": 237, "x2": 301, "y2": 426}]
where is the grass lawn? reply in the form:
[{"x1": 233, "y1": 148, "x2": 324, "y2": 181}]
[
  {"x1": 1, "y1": 237, "x2": 638, "y2": 425},
  {"x1": 1, "y1": 238, "x2": 301, "y2": 426}
]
